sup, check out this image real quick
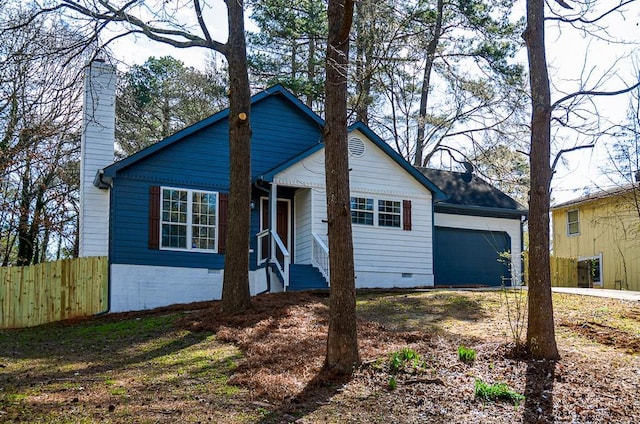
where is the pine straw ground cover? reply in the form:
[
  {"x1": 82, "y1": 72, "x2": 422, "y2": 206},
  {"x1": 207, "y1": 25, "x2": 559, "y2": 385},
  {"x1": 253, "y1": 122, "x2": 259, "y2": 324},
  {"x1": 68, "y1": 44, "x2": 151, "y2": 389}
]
[{"x1": 1, "y1": 290, "x2": 639, "y2": 423}]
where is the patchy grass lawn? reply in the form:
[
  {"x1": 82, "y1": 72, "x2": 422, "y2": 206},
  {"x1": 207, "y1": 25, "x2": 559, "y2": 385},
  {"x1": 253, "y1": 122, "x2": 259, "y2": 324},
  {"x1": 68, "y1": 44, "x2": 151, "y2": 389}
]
[{"x1": 1, "y1": 290, "x2": 639, "y2": 423}]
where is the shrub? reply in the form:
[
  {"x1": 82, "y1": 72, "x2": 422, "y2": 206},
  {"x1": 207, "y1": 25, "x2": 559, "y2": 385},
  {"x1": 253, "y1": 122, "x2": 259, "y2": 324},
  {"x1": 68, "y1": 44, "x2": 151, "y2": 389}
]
[{"x1": 498, "y1": 251, "x2": 528, "y2": 353}]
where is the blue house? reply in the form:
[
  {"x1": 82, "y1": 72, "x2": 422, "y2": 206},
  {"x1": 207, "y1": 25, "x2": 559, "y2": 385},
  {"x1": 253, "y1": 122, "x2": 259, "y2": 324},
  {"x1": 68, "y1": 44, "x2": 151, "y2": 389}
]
[{"x1": 79, "y1": 61, "x2": 527, "y2": 313}]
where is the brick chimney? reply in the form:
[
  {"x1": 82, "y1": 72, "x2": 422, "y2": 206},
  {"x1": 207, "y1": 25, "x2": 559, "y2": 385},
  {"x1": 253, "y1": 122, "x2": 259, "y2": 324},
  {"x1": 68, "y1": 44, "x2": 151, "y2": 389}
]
[{"x1": 79, "y1": 60, "x2": 115, "y2": 257}]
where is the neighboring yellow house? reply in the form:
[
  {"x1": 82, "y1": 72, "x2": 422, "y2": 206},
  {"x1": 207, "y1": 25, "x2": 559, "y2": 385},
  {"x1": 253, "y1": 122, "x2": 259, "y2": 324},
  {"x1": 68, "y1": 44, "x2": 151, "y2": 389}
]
[{"x1": 551, "y1": 185, "x2": 640, "y2": 291}]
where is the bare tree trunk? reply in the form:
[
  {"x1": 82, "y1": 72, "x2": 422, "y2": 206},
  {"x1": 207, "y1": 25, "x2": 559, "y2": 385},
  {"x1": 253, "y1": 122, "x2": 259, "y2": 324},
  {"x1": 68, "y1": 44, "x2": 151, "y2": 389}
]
[
  {"x1": 162, "y1": 95, "x2": 171, "y2": 138},
  {"x1": 324, "y1": 0, "x2": 360, "y2": 375},
  {"x1": 29, "y1": 187, "x2": 46, "y2": 265},
  {"x1": 523, "y1": 0, "x2": 559, "y2": 360},
  {"x1": 72, "y1": 211, "x2": 79, "y2": 258},
  {"x1": 307, "y1": 35, "x2": 316, "y2": 108},
  {"x1": 16, "y1": 159, "x2": 33, "y2": 266},
  {"x1": 220, "y1": 0, "x2": 252, "y2": 314},
  {"x1": 354, "y1": 0, "x2": 373, "y2": 124},
  {"x1": 414, "y1": 0, "x2": 443, "y2": 167}
]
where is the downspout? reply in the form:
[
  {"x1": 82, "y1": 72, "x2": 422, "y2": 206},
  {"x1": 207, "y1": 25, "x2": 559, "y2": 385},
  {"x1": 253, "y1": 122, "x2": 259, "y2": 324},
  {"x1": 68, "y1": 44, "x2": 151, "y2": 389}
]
[
  {"x1": 521, "y1": 214, "x2": 527, "y2": 286},
  {"x1": 254, "y1": 180, "x2": 271, "y2": 294},
  {"x1": 96, "y1": 176, "x2": 114, "y2": 315}
]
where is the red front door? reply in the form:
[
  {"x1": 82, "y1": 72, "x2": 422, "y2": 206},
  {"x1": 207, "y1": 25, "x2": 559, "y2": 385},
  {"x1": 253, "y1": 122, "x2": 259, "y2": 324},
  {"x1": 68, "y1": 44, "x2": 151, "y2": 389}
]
[{"x1": 260, "y1": 198, "x2": 290, "y2": 263}]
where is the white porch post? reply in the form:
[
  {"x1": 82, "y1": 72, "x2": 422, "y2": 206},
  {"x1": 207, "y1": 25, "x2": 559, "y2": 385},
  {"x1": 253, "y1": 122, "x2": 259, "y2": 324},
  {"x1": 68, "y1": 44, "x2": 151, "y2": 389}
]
[{"x1": 270, "y1": 183, "x2": 278, "y2": 262}]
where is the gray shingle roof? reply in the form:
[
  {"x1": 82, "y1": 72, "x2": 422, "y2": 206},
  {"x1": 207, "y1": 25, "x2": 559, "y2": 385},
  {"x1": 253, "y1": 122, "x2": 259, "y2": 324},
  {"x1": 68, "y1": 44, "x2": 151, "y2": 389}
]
[{"x1": 418, "y1": 168, "x2": 527, "y2": 216}]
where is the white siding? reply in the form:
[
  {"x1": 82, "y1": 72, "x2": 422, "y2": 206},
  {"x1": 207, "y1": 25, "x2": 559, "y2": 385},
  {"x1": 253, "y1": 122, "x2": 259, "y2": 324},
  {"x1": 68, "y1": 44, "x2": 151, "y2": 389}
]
[
  {"x1": 79, "y1": 61, "x2": 115, "y2": 257},
  {"x1": 294, "y1": 189, "x2": 312, "y2": 263},
  {"x1": 274, "y1": 130, "x2": 428, "y2": 197},
  {"x1": 110, "y1": 265, "x2": 268, "y2": 312},
  {"x1": 311, "y1": 188, "x2": 328, "y2": 242},
  {"x1": 435, "y1": 213, "x2": 523, "y2": 284},
  {"x1": 274, "y1": 130, "x2": 435, "y2": 288}
]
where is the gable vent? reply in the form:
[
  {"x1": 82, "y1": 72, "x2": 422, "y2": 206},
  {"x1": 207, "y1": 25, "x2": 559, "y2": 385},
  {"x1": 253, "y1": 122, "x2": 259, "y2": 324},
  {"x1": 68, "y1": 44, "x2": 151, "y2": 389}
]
[{"x1": 348, "y1": 136, "x2": 366, "y2": 158}]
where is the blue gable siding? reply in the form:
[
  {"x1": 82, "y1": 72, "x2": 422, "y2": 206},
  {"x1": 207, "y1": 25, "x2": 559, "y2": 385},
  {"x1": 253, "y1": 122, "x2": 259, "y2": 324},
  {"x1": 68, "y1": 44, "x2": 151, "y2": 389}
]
[
  {"x1": 109, "y1": 91, "x2": 322, "y2": 269},
  {"x1": 251, "y1": 95, "x2": 323, "y2": 176},
  {"x1": 117, "y1": 124, "x2": 230, "y2": 186}
]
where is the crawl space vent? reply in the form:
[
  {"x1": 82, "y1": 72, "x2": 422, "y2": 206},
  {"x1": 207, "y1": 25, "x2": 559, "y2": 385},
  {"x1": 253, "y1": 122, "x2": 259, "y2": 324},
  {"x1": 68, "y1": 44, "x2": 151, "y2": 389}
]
[{"x1": 348, "y1": 137, "x2": 366, "y2": 158}]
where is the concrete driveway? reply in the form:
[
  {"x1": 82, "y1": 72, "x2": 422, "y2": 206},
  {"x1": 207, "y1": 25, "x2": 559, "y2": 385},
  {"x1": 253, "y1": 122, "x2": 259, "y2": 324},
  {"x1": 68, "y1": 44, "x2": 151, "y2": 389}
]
[{"x1": 552, "y1": 287, "x2": 640, "y2": 301}]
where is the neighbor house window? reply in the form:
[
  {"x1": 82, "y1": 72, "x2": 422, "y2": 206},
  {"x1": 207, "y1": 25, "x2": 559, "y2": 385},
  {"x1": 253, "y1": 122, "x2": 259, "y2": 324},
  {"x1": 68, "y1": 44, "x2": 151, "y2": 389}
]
[
  {"x1": 350, "y1": 197, "x2": 374, "y2": 225},
  {"x1": 378, "y1": 200, "x2": 401, "y2": 227},
  {"x1": 589, "y1": 258, "x2": 601, "y2": 284},
  {"x1": 567, "y1": 209, "x2": 579, "y2": 236},
  {"x1": 161, "y1": 188, "x2": 217, "y2": 251}
]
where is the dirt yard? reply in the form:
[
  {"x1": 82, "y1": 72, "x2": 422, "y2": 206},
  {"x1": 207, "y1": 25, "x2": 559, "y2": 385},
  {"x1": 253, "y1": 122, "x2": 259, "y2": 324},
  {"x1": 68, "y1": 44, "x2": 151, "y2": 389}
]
[{"x1": 1, "y1": 289, "x2": 639, "y2": 423}]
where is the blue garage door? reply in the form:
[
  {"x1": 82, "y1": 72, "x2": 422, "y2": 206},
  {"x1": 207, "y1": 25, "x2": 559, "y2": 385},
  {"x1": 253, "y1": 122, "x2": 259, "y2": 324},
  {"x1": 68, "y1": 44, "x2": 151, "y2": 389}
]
[{"x1": 434, "y1": 227, "x2": 511, "y2": 286}]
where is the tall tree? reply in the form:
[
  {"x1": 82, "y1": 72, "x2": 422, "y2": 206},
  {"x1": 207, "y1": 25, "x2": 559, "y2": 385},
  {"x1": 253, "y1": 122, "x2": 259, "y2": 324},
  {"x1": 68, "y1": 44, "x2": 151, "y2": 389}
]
[
  {"x1": 606, "y1": 83, "x2": 640, "y2": 194},
  {"x1": 524, "y1": 0, "x2": 640, "y2": 359},
  {"x1": 116, "y1": 56, "x2": 227, "y2": 156},
  {"x1": 523, "y1": 0, "x2": 559, "y2": 360},
  {"x1": 351, "y1": 0, "x2": 395, "y2": 125},
  {"x1": 248, "y1": 0, "x2": 327, "y2": 110},
  {"x1": 347, "y1": 0, "x2": 527, "y2": 168},
  {"x1": 324, "y1": 0, "x2": 359, "y2": 374},
  {"x1": 0, "y1": 5, "x2": 85, "y2": 266},
  {"x1": 15, "y1": 0, "x2": 253, "y2": 312}
]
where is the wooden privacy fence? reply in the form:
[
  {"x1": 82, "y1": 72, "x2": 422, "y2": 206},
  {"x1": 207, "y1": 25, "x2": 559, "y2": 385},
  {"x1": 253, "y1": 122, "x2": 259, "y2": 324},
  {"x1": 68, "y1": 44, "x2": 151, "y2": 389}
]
[
  {"x1": 523, "y1": 253, "x2": 577, "y2": 287},
  {"x1": 0, "y1": 257, "x2": 108, "y2": 329}
]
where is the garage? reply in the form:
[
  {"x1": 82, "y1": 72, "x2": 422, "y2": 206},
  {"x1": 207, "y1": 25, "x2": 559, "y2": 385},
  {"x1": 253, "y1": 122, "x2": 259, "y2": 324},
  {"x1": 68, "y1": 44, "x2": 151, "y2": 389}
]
[{"x1": 434, "y1": 226, "x2": 511, "y2": 286}]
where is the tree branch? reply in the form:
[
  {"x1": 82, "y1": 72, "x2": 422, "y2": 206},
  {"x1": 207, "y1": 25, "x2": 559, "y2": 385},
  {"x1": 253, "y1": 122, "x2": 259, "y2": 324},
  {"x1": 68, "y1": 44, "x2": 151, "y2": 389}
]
[
  {"x1": 551, "y1": 144, "x2": 595, "y2": 172},
  {"x1": 552, "y1": 80, "x2": 640, "y2": 110},
  {"x1": 193, "y1": 0, "x2": 215, "y2": 47},
  {"x1": 553, "y1": 0, "x2": 573, "y2": 10},
  {"x1": 546, "y1": 0, "x2": 636, "y2": 23},
  {"x1": 57, "y1": 0, "x2": 228, "y2": 53}
]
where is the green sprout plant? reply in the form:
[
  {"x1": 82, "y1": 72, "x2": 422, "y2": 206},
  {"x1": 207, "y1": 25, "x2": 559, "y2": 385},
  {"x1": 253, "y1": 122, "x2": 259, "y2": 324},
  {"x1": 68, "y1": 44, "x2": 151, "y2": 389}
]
[
  {"x1": 385, "y1": 347, "x2": 424, "y2": 390},
  {"x1": 458, "y1": 345, "x2": 476, "y2": 363},
  {"x1": 474, "y1": 379, "x2": 525, "y2": 405}
]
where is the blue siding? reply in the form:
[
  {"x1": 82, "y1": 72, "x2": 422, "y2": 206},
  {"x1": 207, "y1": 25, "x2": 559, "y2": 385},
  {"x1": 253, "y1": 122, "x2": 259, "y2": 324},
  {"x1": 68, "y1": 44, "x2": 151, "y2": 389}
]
[
  {"x1": 251, "y1": 96, "x2": 323, "y2": 176},
  {"x1": 110, "y1": 93, "x2": 322, "y2": 268},
  {"x1": 110, "y1": 177, "x2": 225, "y2": 268}
]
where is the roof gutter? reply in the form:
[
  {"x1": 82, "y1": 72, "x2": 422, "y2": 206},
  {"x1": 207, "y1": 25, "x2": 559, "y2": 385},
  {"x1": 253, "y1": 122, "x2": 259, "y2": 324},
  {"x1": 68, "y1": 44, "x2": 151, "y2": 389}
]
[{"x1": 435, "y1": 202, "x2": 529, "y2": 219}]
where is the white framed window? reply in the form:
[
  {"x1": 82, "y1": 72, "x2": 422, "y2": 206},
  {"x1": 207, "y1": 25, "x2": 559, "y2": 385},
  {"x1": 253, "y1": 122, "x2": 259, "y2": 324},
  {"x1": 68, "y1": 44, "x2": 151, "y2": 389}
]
[
  {"x1": 567, "y1": 209, "x2": 579, "y2": 236},
  {"x1": 378, "y1": 200, "x2": 401, "y2": 228},
  {"x1": 350, "y1": 196, "x2": 405, "y2": 229},
  {"x1": 161, "y1": 187, "x2": 218, "y2": 251},
  {"x1": 350, "y1": 197, "x2": 374, "y2": 225}
]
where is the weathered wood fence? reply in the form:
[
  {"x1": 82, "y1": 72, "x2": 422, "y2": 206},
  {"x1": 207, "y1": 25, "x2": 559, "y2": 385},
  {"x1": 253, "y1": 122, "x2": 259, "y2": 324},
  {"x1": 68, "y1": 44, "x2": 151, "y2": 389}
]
[
  {"x1": 523, "y1": 254, "x2": 578, "y2": 287},
  {"x1": 0, "y1": 257, "x2": 108, "y2": 329}
]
